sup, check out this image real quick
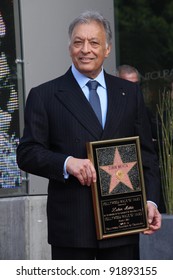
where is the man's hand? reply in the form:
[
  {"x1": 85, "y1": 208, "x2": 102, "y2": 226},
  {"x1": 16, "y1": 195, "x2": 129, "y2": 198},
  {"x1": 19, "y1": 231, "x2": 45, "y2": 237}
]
[
  {"x1": 143, "y1": 201, "x2": 162, "y2": 235},
  {"x1": 66, "y1": 157, "x2": 97, "y2": 186}
]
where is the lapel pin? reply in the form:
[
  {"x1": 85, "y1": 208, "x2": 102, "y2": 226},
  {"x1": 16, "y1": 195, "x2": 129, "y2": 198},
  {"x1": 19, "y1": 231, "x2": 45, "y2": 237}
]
[{"x1": 122, "y1": 92, "x2": 125, "y2": 96}]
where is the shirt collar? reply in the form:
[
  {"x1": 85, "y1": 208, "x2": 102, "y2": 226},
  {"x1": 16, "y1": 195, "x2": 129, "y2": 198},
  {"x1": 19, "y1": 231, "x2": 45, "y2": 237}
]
[{"x1": 71, "y1": 64, "x2": 106, "y2": 89}]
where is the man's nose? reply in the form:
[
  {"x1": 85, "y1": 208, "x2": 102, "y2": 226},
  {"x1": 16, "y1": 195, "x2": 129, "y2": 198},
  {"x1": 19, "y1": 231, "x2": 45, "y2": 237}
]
[{"x1": 81, "y1": 41, "x2": 90, "y2": 53}]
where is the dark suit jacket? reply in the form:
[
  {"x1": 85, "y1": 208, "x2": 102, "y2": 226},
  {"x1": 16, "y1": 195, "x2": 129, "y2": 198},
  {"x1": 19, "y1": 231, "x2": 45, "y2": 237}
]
[{"x1": 17, "y1": 68, "x2": 160, "y2": 249}]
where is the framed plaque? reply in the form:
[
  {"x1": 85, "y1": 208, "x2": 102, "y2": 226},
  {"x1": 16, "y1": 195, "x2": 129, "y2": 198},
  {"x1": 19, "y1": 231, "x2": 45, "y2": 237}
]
[{"x1": 86, "y1": 136, "x2": 149, "y2": 240}]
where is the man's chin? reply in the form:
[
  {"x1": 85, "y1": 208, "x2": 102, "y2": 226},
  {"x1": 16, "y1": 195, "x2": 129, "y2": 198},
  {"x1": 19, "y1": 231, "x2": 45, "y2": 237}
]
[{"x1": 77, "y1": 66, "x2": 98, "y2": 77}]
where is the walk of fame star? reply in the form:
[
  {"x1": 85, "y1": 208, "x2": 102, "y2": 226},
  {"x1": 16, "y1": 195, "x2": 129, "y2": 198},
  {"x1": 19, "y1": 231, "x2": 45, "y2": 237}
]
[{"x1": 99, "y1": 148, "x2": 137, "y2": 193}]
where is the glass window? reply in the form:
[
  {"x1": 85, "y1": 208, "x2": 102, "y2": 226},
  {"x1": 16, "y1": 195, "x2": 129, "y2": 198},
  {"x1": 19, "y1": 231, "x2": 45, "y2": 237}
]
[
  {"x1": 114, "y1": 0, "x2": 173, "y2": 112},
  {"x1": 0, "y1": 0, "x2": 27, "y2": 196},
  {"x1": 114, "y1": 0, "x2": 173, "y2": 212}
]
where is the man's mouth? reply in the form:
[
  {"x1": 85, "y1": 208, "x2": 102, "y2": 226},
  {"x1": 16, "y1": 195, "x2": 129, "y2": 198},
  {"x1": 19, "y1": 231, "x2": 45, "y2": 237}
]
[{"x1": 79, "y1": 57, "x2": 94, "y2": 62}]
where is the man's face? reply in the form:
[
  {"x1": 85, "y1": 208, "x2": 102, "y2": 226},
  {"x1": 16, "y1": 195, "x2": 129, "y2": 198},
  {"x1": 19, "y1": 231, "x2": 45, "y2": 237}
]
[{"x1": 69, "y1": 20, "x2": 111, "y2": 79}]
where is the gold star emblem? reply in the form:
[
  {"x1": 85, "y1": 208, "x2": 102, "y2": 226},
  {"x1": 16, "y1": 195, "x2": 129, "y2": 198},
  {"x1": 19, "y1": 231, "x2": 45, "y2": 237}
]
[{"x1": 100, "y1": 148, "x2": 137, "y2": 193}]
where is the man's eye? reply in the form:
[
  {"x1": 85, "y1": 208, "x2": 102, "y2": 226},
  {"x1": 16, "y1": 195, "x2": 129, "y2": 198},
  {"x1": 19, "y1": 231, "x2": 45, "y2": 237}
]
[
  {"x1": 74, "y1": 41, "x2": 82, "y2": 46},
  {"x1": 90, "y1": 41, "x2": 99, "y2": 46}
]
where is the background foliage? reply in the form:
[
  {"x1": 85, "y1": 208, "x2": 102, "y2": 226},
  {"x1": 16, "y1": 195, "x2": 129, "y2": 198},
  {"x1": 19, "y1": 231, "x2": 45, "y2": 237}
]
[{"x1": 114, "y1": 0, "x2": 173, "y2": 75}]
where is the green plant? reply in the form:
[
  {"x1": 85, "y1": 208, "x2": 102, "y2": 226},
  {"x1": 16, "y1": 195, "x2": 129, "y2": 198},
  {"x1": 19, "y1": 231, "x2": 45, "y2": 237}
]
[{"x1": 156, "y1": 91, "x2": 173, "y2": 214}]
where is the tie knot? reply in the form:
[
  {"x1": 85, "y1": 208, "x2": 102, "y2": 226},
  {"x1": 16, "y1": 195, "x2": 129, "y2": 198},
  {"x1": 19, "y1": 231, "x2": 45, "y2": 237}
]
[{"x1": 86, "y1": 80, "x2": 98, "y2": 91}]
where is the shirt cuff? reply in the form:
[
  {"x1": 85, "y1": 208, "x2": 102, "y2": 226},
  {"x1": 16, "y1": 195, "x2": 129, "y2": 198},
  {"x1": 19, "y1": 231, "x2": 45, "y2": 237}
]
[
  {"x1": 63, "y1": 156, "x2": 72, "y2": 179},
  {"x1": 147, "y1": 200, "x2": 158, "y2": 208}
]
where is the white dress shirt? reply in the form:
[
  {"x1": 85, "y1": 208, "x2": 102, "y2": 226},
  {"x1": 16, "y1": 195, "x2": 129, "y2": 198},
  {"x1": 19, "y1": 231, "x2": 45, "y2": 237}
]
[{"x1": 71, "y1": 64, "x2": 107, "y2": 128}]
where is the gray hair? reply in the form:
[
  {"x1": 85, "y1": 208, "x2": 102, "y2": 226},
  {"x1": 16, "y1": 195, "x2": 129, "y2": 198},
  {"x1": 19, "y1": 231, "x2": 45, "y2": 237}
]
[
  {"x1": 116, "y1": 64, "x2": 141, "y2": 81},
  {"x1": 68, "y1": 10, "x2": 112, "y2": 46}
]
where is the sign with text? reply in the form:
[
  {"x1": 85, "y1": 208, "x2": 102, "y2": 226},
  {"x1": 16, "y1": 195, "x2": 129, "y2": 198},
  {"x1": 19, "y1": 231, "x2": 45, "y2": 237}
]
[{"x1": 86, "y1": 137, "x2": 148, "y2": 240}]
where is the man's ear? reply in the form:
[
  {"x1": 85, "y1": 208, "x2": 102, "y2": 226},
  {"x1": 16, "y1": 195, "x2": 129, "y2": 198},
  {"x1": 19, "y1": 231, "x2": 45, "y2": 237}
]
[{"x1": 105, "y1": 44, "x2": 112, "y2": 58}]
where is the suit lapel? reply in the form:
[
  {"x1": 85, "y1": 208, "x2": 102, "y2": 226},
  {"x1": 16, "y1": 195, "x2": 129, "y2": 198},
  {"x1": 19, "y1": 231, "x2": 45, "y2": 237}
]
[
  {"x1": 54, "y1": 69, "x2": 103, "y2": 139},
  {"x1": 102, "y1": 73, "x2": 128, "y2": 140},
  {"x1": 54, "y1": 69, "x2": 128, "y2": 141}
]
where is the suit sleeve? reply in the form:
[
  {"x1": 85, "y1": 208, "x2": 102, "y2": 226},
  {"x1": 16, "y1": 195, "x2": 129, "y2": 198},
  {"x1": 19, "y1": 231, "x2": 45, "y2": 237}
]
[{"x1": 17, "y1": 87, "x2": 67, "y2": 182}]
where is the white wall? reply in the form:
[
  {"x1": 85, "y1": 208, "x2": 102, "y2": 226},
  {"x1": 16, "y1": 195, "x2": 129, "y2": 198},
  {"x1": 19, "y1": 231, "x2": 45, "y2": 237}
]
[{"x1": 20, "y1": 0, "x2": 115, "y2": 92}]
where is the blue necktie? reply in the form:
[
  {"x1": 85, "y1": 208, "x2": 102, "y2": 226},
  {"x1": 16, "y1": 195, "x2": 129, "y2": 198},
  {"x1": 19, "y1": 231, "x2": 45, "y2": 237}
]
[{"x1": 87, "y1": 80, "x2": 102, "y2": 125}]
